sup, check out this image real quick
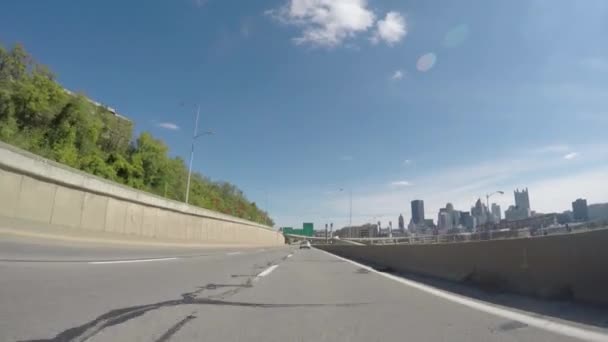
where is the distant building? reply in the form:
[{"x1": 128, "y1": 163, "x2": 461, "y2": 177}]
[
  {"x1": 572, "y1": 198, "x2": 589, "y2": 222},
  {"x1": 423, "y1": 219, "x2": 435, "y2": 228},
  {"x1": 471, "y1": 198, "x2": 483, "y2": 217},
  {"x1": 514, "y1": 188, "x2": 531, "y2": 211},
  {"x1": 588, "y1": 203, "x2": 608, "y2": 221},
  {"x1": 313, "y1": 230, "x2": 328, "y2": 238},
  {"x1": 445, "y1": 202, "x2": 461, "y2": 227},
  {"x1": 460, "y1": 212, "x2": 476, "y2": 230},
  {"x1": 411, "y1": 200, "x2": 425, "y2": 225},
  {"x1": 479, "y1": 213, "x2": 558, "y2": 231},
  {"x1": 505, "y1": 205, "x2": 532, "y2": 221},
  {"x1": 407, "y1": 219, "x2": 417, "y2": 233},
  {"x1": 491, "y1": 203, "x2": 502, "y2": 223},
  {"x1": 452, "y1": 210, "x2": 461, "y2": 227},
  {"x1": 471, "y1": 198, "x2": 489, "y2": 226},
  {"x1": 505, "y1": 188, "x2": 532, "y2": 221},
  {"x1": 398, "y1": 214, "x2": 405, "y2": 232},
  {"x1": 437, "y1": 202, "x2": 461, "y2": 231},
  {"x1": 437, "y1": 211, "x2": 452, "y2": 231},
  {"x1": 336, "y1": 224, "x2": 378, "y2": 238},
  {"x1": 557, "y1": 211, "x2": 573, "y2": 224},
  {"x1": 505, "y1": 206, "x2": 524, "y2": 221},
  {"x1": 459, "y1": 212, "x2": 469, "y2": 226}
]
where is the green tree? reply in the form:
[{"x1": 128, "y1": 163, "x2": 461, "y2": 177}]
[
  {"x1": 80, "y1": 152, "x2": 116, "y2": 180},
  {"x1": 130, "y1": 132, "x2": 170, "y2": 191},
  {"x1": 0, "y1": 40, "x2": 275, "y2": 226},
  {"x1": 0, "y1": 88, "x2": 18, "y2": 140},
  {"x1": 107, "y1": 153, "x2": 144, "y2": 189},
  {"x1": 0, "y1": 43, "x2": 30, "y2": 82},
  {"x1": 12, "y1": 65, "x2": 67, "y2": 128},
  {"x1": 98, "y1": 108, "x2": 132, "y2": 154}
]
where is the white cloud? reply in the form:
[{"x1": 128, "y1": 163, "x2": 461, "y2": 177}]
[
  {"x1": 340, "y1": 155, "x2": 353, "y2": 161},
  {"x1": 319, "y1": 142, "x2": 608, "y2": 227},
  {"x1": 391, "y1": 180, "x2": 412, "y2": 187},
  {"x1": 157, "y1": 122, "x2": 180, "y2": 131},
  {"x1": 372, "y1": 11, "x2": 406, "y2": 45},
  {"x1": 563, "y1": 152, "x2": 579, "y2": 160},
  {"x1": 267, "y1": 0, "x2": 375, "y2": 47},
  {"x1": 390, "y1": 70, "x2": 404, "y2": 80},
  {"x1": 402, "y1": 159, "x2": 412, "y2": 165},
  {"x1": 533, "y1": 144, "x2": 570, "y2": 154}
]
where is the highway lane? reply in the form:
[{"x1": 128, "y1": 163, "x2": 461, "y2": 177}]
[
  {"x1": 0, "y1": 234, "x2": 258, "y2": 262},
  {"x1": 1, "y1": 239, "x2": 607, "y2": 342}
]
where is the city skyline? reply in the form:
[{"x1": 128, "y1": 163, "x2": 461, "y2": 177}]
[
  {"x1": 330, "y1": 187, "x2": 603, "y2": 232},
  {"x1": 296, "y1": 159, "x2": 608, "y2": 230}
]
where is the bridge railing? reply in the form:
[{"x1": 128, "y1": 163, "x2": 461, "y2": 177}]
[{"x1": 340, "y1": 224, "x2": 598, "y2": 245}]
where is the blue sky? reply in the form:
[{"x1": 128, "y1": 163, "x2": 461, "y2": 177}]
[{"x1": 2, "y1": 0, "x2": 608, "y2": 229}]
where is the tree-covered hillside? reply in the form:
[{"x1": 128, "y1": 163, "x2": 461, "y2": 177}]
[{"x1": 0, "y1": 43, "x2": 273, "y2": 226}]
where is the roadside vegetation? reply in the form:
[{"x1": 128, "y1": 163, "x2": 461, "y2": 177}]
[{"x1": 0, "y1": 42, "x2": 274, "y2": 226}]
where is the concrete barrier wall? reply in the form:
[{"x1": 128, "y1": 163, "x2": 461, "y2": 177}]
[
  {"x1": 0, "y1": 142, "x2": 283, "y2": 246},
  {"x1": 318, "y1": 228, "x2": 608, "y2": 305}
]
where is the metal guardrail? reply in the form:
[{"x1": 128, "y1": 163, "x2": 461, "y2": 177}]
[{"x1": 340, "y1": 225, "x2": 602, "y2": 245}]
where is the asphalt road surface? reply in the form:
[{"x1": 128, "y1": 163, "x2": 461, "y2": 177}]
[{"x1": 2, "y1": 236, "x2": 608, "y2": 342}]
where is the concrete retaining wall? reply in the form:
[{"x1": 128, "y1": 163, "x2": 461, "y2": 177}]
[
  {"x1": 0, "y1": 142, "x2": 283, "y2": 246},
  {"x1": 318, "y1": 229, "x2": 608, "y2": 305}
]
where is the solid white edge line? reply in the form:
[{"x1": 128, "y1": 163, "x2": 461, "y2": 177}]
[
  {"x1": 226, "y1": 252, "x2": 243, "y2": 256},
  {"x1": 89, "y1": 257, "x2": 178, "y2": 265},
  {"x1": 316, "y1": 248, "x2": 608, "y2": 342},
  {"x1": 256, "y1": 264, "x2": 279, "y2": 278}
]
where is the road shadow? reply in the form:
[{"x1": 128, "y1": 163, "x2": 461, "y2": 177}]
[{"x1": 369, "y1": 265, "x2": 608, "y2": 329}]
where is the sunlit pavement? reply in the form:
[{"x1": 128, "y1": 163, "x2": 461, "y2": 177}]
[{"x1": 1, "y1": 238, "x2": 607, "y2": 342}]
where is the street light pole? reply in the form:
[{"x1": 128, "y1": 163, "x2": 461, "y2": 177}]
[
  {"x1": 185, "y1": 105, "x2": 200, "y2": 204},
  {"x1": 349, "y1": 188, "x2": 352, "y2": 229},
  {"x1": 485, "y1": 191, "x2": 504, "y2": 220},
  {"x1": 485, "y1": 190, "x2": 504, "y2": 239},
  {"x1": 185, "y1": 105, "x2": 213, "y2": 204},
  {"x1": 339, "y1": 188, "x2": 353, "y2": 238}
]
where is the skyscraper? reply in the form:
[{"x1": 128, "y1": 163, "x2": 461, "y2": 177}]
[
  {"x1": 411, "y1": 200, "x2": 425, "y2": 225},
  {"x1": 491, "y1": 203, "x2": 501, "y2": 222},
  {"x1": 398, "y1": 214, "x2": 405, "y2": 232},
  {"x1": 438, "y1": 202, "x2": 461, "y2": 229},
  {"x1": 506, "y1": 188, "x2": 532, "y2": 221},
  {"x1": 572, "y1": 198, "x2": 589, "y2": 221},
  {"x1": 438, "y1": 211, "x2": 452, "y2": 230},
  {"x1": 471, "y1": 198, "x2": 492, "y2": 226},
  {"x1": 460, "y1": 212, "x2": 475, "y2": 230},
  {"x1": 514, "y1": 188, "x2": 530, "y2": 211}
]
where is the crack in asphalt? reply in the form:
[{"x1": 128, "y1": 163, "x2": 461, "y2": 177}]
[
  {"x1": 153, "y1": 313, "x2": 197, "y2": 342},
  {"x1": 20, "y1": 252, "x2": 301, "y2": 342},
  {"x1": 22, "y1": 298, "x2": 369, "y2": 342}
]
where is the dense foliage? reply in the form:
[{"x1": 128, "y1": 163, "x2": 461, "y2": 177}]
[{"x1": 0, "y1": 43, "x2": 273, "y2": 226}]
